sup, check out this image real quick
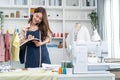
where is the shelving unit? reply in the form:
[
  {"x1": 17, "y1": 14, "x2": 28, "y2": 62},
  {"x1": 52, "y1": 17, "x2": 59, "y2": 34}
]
[{"x1": 0, "y1": 0, "x2": 97, "y2": 64}]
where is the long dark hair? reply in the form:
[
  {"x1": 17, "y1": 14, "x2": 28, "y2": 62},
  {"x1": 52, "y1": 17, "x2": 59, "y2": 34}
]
[{"x1": 28, "y1": 7, "x2": 52, "y2": 40}]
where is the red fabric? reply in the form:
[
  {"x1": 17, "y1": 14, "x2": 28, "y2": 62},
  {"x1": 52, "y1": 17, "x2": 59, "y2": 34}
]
[
  {"x1": 4, "y1": 31, "x2": 10, "y2": 61},
  {"x1": 0, "y1": 33, "x2": 5, "y2": 62}
]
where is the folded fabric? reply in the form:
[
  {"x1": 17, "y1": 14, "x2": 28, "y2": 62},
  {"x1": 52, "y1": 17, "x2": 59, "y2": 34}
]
[{"x1": 0, "y1": 69, "x2": 58, "y2": 80}]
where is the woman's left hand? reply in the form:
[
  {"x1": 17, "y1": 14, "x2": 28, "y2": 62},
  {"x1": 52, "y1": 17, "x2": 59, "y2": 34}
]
[
  {"x1": 33, "y1": 36, "x2": 50, "y2": 47},
  {"x1": 32, "y1": 40, "x2": 42, "y2": 47}
]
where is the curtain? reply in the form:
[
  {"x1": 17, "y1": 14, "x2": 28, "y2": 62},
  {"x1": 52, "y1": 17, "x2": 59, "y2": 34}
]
[
  {"x1": 99, "y1": 0, "x2": 120, "y2": 58},
  {"x1": 97, "y1": 0, "x2": 105, "y2": 40}
]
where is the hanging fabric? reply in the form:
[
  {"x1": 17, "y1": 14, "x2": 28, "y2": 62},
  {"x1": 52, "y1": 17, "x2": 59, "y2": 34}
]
[
  {"x1": 11, "y1": 29, "x2": 20, "y2": 61},
  {"x1": 0, "y1": 32, "x2": 5, "y2": 62},
  {"x1": 4, "y1": 30, "x2": 10, "y2": 61}
]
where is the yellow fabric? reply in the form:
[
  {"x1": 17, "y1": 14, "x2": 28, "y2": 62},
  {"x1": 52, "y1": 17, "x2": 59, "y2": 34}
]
[
  {"x1": 11, "y1": 32, "x2": 20, "y2": 61},
  {"x1": 7, "y1": 28, "x2": 10, "y2": 33},
  {"x1": 0, "y1": 70, "x2": 58, "y2": 80}
]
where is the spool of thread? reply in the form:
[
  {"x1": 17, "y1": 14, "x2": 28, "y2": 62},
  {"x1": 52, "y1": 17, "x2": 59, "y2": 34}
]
[
  {"x1": 61, "y1": 33, "x2": 63, "y2": 37},
  {"x1": 57, "y1": 33, "x2": 59, "y2": 37},
  {"x1": 62, "y1": 68, "x2": 66, "y2": 74},
  {"x1": 61, "y1": 61, "x2": 73, "y2": 68},
  {"x1": 61, "y1": 61, "x2": 65, "y2": 68},
  {"x1": 58, "y1": 67, "x2": 62, "y2": 74}
]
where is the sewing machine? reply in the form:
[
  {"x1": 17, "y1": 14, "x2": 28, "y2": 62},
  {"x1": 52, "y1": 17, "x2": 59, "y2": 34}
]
[{"x1": 70, "y1": 41, "x2": 108, "y2": 73}]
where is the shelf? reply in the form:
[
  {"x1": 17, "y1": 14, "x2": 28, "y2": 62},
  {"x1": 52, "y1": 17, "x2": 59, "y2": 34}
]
[
  {"x1": 81, "y1": 6, "x2": 97, "y2": 10},
  {"x1": 10, "y1": 5, "x2": 29, "y2": 8},
  {"x1": 48, "y1": 48, "x2": 65, "y2": 50},
  {"x1": 48, "y1": 18, "x2": 63, "y2": 21},
  {"x1": 0, "y1": 6, "x2": 28, "y2": 8},
  {"x1": 29, "y1": 5, "x2": 46, "y2": 8},
  {"x1": 52, "y1": 37, "x2": 63, "y2": 39},
  {"x1": 0, "y1": 0, "x2": 98, "y2": 65},
  {"x1": 65, "y1": 19, "x2": 91, "y2": 21},
  {"x1": 46, "y1": 6, "x2": 63, "y2": 9},
  {"x1": 1, "y1": 6, "x2": 28, "y2": 9},
  {"x1": 5, "y1": 18, "x2": 29, "y2": 20},
  {"x1": 1, "y1": 0, "x2": 97, "y2": 49},
  {"x1": 65, "y1": 7, "x2": 96, "y2": 10}
]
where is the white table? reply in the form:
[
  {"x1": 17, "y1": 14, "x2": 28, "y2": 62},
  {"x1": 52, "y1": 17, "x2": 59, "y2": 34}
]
[
  {"x1": 58, "y1": 72, "x2": 115, "y2": 80},
  {"x1": 88, "y1": 63, "x2": 120, "y2": 71}
]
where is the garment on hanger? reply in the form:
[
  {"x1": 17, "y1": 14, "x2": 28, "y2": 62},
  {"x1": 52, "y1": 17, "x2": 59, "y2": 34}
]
[
  {"x1": 0, "y1": 32, "x2": 5, "y2": 62},
  {"x1": 11, "y1": 30, "x2": 20, "y2": 61},
  {"x1": 4, "y1": 30, "x2": 10, "y2": 62}
]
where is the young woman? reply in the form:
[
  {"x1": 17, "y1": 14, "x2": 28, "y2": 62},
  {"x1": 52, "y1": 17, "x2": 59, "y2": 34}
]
[{"x1": 20, "y1": 7, "x2": 52, "y2": 68}]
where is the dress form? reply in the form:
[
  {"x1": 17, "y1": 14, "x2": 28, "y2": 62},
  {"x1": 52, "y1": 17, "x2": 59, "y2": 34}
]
[
  {"x1": 75, "y1": 23, "x2": 81, "y2": 33},
  {"x1": 74, "y1": 23, "x2": 81, "y2": 41}
]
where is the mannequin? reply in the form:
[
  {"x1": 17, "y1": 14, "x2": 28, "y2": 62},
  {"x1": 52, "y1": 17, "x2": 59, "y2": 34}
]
[
  {"x1": 74, "y1": 23, "x2": 91, "y2": 42},
  {"x1": 75, "y1": 23, "x2": 81, "y2": 32},
  {"x1": 66, "y1": 23, "x2": 91, "y2": 53},
  {"x1": 74, "y1": 23, "x2": 81, "y2": 41}
]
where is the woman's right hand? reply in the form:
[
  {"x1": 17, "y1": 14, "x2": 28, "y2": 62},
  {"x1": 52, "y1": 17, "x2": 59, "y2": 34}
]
[
  {"x1": 32, "y1": 40, "x2": 42, "y2": 47},
  {"x1": 27, "y1": 35, "x2": 34, "y2": 40}
]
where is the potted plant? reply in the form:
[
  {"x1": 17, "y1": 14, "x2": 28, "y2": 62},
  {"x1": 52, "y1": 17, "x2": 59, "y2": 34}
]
[
  {"x1": 88, "y1": 10, "x2": 101, "y2": 41},
  {"x1": 88, "y1": 10, "x2": 98, "y2": 30}
]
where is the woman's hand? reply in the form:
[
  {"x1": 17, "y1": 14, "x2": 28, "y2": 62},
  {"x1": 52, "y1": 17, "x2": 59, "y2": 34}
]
[
  {"x1": 32, "y1": 36, "x2": 51, "y2": 47},
  {"x1": 32, "y1": 40, "x2": 42, "y2": 47},
  {"x1": 27, "y1": 35, "x2": 34, "y2": 40}
]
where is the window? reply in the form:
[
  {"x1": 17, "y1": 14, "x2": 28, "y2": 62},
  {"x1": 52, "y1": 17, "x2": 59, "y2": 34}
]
[{"x1": 104, "y1": 0, "x2": 120, "y2": 58}]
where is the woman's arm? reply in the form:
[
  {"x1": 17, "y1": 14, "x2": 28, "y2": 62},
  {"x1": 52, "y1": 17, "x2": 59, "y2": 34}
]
[
  {"x1": 19, "y1": 26, "x2": 32, "y2": 45},
  {"x1": 33, "y1": 32, "x2": 52, "y2": 47},
  {"x1": 19, "y1": 28, "x2": 26, "y2": 45}
]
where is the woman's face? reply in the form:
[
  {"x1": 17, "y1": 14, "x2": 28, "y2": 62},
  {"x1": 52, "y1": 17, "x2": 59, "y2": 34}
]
[{"x1": 32, "y1": 12, "x2": 42, "y2": 25}]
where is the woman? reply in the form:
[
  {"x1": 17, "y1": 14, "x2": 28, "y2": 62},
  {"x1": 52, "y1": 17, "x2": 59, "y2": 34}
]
[{"x1": 20, "y1": 7, "x2": 52, "y2": 68}]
